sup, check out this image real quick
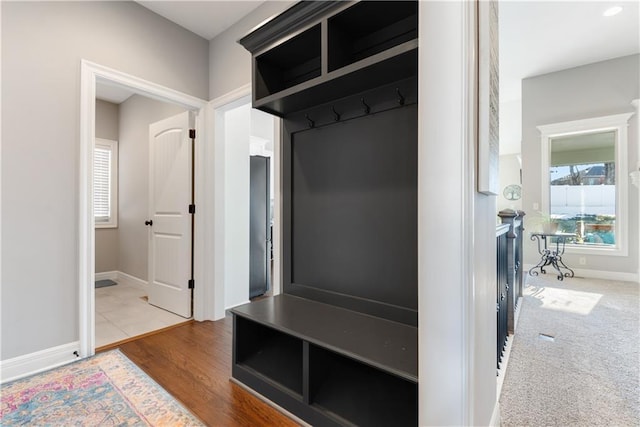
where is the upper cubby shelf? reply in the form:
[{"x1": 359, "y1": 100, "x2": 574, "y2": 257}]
[
  {"x1": 255, "y1": 24, "x2": 322, "y2": 100},
  {"x1": 238, "y1": 0, "x2": 418, "y2": 117},
  {"x1": 328, "y1": 1, "x2": 418, "y2": 71}
]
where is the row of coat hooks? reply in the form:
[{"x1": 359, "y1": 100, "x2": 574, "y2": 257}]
[{"x1": 305, "y1": 88, "x2": 407, "y2": 128}]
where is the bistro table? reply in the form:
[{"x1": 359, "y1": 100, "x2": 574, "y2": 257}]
[{"x1": 529, "y1": 232, "x2": 576, "y2": 281}]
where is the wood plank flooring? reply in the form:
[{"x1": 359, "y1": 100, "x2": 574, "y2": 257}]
[{"x1": 113, "y1": 316, "x2": 299, "y2": 427}]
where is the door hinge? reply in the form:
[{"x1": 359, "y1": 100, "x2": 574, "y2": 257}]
[
  {"x1": 188, "y1": 279, "x2": 195, "y2": 289},
  {"x1": 189, "y1": 204, "x2": 196, "y2": 214},
  {"x1": 189, "y1": 129, "x2": 196, "y2": 139}
]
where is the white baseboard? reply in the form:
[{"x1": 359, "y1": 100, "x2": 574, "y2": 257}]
[
  {"x1": 117, "y1": 271, "x2": 148, "y2": 290},
  {"x1": 225, "y1": 300, "x2": 251, "y2": 311},
  {"x1": 489, "y1": 400, "x2": 501, "y2": 427},
  {"x1": 571, "y1": 268, "x2": 638, "y2": 283},
  {"x1": 0, "y1": 341, "x2": 80, "y2": 384},
  {"x1": 513, "y1": 296, "x2": 523, "y2": 331},
  {"x1": 524, "y1": 264, "x2": 638, "y2": 283},
  {"x1": 496, "y1": 333, "x2": 514, "y2": 399},
  {"x1": 95, "y1": 270, "x2": 118, "y2": 281}
]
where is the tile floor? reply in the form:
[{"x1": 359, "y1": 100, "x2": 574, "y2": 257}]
[{"x1": 95, "y1": 280, "x2": 189, "y2": 348}]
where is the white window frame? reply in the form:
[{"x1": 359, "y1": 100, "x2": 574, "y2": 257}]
[
  {"x1": 94, "y1": 138, "x2": 118, "y2": 228},
  {"x1": 538, "y1": 112, "x2": 634, "y2": 256}
]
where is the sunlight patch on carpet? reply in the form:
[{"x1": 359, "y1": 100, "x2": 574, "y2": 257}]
[
  {"x1": 527, "y1": 285, "x2": 602, "y2": 315},
  {"x1": 0, "y1": 350, "x2": 202, "y2": 426}
]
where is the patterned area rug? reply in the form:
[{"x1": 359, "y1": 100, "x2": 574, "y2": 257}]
[{"x1": 1, "y1": 349, "x2": 203, "y2": 426}]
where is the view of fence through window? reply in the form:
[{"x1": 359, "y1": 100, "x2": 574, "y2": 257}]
[{"x1": 549, "y1": 130, "x2": 616, "y2": 246}]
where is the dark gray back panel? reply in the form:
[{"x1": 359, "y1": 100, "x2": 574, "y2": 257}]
[{"x1": 288, "y1": 105, "x2": 417, "y2": 319}]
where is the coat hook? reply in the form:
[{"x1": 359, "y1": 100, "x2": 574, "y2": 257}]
[
  {"x1": 332, "y1": 106, "x2": 341, "y2": 122},
  {"x1": 396, "y1": 88, "x2": 405, "y2": 106},
  {"x1": 361, "y1": 98, "x2": 370, "y2": 115},
  {"x1": 305, "y1": 114, "x2": 315, "y2": 128}
]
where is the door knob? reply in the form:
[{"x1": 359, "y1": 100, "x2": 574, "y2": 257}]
[{"x1": 145, "y1": 220, "x2": 153, "y2": 226}]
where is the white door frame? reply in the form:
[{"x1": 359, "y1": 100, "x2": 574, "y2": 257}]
[
  {"x1": 418, "y1": 1, "x2": 476, "y2": 426},
  {"x1": 207, "y1": 85, "x2": 283, "y2": 319},
  {"x1": 79, "y1": 60, "x2": 207, "y2": 357}
]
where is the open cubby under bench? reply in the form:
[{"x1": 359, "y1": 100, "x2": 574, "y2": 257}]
[{"x1": 231, "y1": 294, "x2": 418, "y2": 427}]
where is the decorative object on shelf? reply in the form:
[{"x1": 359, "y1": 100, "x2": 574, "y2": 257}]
[
  {"x1": 542, "y1": 221, "x2": 559, "y2": 234},
  {"x1": 533, "y1": 210, "x2": 559, "y2": 234},
  {"x1": 502, "y1": 184, "x2": 521, "y2": 201}
]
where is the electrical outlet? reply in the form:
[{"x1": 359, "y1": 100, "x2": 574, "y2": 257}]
[{"x1": 579, "y1": 257, "x2": 586, "y2": 265}]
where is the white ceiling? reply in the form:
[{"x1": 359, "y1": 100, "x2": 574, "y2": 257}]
[
  {"x1": 100, "y1": 1, "x2": 639, "y2": 154},
  {"x1": 500, "y1": 1, "x2": 639, "y2": 103}
]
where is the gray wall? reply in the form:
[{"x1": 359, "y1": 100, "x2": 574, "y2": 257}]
[
  {"x1": 1, "y1": 1, "x2": 208, "y2": 359},
  {"x1": 208, "y1": 1, "x2": 292, "y2": 100},
  {"x1": 522, "y1": 54, "x2": 639, "y2": 274},
  {"x1": 95, "y1": 100, "x2": 119, "y2": 274},
  {"x1": 118, "y1": 95, "x2": 186, "y2": 281}
]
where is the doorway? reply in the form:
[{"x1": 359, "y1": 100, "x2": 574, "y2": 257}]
[
  {"x1": 217, "y1": 99, "x2": 277, "y2": 310},
  {"x1": 79, "y1": 60, "x2": 208, "y2": 357},
  {"x1": 93, "y1": 93, "x2": 195, "y2": 348}
]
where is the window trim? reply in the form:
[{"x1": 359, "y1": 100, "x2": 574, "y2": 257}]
[
  {"x1": 538, "y1": 113, "x2": 633, "y2": 256},
  {"x1": 94, "y1": 138, "x2": 118, "y2": 229}
]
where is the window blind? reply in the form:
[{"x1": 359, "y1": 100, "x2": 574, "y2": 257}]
[{"x1": 94, "y1": 146, "x2": 111, "y2": 221}]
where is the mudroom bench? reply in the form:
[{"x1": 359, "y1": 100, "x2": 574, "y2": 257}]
[{"x1": 231, "y1": 295, "x2": 418, "y2": 427}]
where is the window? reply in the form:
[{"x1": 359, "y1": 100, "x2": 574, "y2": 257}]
[
  {"x1": 94, "y1": 138, "x2": 118, "y2": 228},
  {"x1": 539, "y1": 113, "x2": 633, "y2": 256}
]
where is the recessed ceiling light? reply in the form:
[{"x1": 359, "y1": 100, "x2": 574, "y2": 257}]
[{"x1": 603, "y1": 6, "x2": 623, "y2": 17}]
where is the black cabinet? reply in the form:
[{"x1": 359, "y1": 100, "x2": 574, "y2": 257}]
[{"x1": 240, "y1": 0, "x2": 418, "y2": 116}]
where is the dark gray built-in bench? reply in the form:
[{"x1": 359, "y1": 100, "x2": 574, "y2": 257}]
[{"x1": 233, "y1": 1, "x2": 419, "y2": 425}]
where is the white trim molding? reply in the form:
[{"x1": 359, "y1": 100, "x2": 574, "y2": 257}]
[
  {"x1": 418, "y1": 1, "x2": 477, "y2": 425},
  {"x1": 538, "y1": 112, "x2": 635, "y2": 257},
  {"x1": 524, "y1": 264, "x2": 639, "y2": 283},
  {"x1": 197, "y1": 84, "x2": 283, "y2": 322},
  {"x1": 225, "y1": 300, "x2": 251, "y2": 312},
  {"x1": 79, "y1": 60, "x2": 207, "y2": 358},
  {"x1": 94, "y1": 271, "x2": 147, "y2": 289},
  {"x1": 489, "y1": 401, "x2": 501, "y2": 427},
  {"x1": 208, "y1": 84, "x2": 252, "y2": 321},
  {"x1": 95, "y1": 271, "x2": 118, "y2": 282},
  {"x1": 117, "y1": 271, "x2": 148, "y2": 290},
  {"x1": 0, "y1": 342, "x2": 80, "y2": 384}
]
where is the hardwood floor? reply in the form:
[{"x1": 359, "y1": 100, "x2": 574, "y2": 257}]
[{"x1": 114, "y1": 316, "x2": 299, "y2": 426}]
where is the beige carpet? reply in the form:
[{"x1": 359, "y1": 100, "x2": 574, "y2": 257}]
[{"x1": 499, "y1": 273, "x2": 639, "y2": 426}]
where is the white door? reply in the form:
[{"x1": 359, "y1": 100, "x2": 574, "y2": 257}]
[{"x1": 147, "y1": 111, "x2": 194, "y2": 318}]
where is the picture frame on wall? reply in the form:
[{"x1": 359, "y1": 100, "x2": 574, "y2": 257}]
[{"x1": 478, "y1": 0, "x2": 500, "y2": 195}]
